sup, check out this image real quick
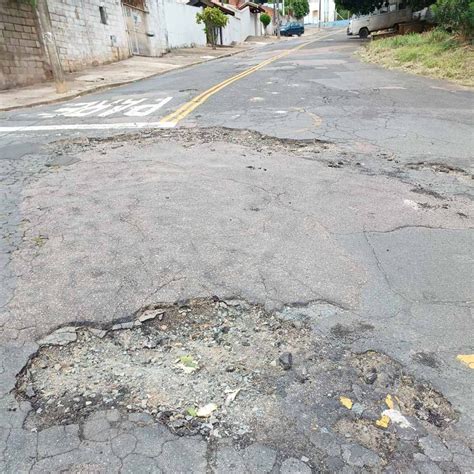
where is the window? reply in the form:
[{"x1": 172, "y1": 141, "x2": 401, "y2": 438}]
[{"x1": 99, "y1": 6, "x2": 108, "y2": 24}]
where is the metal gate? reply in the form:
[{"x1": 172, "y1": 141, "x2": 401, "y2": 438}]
[{"x1": 123, "y1": 4, "x2": 151, "y2": 56}]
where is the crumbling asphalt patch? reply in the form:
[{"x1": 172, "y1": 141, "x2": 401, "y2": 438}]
[
  {"x1": 15, "y1": 298, "x2": 469, "y2": 470},
  {"x1": 45, "y1": 127, "x2": 473, "y2": 203},
  {"x1": 47, "y1": 127, "x2": 332, "y2": 158}
]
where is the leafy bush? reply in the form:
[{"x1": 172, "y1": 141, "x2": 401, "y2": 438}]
[
  {"x1": 432, "y1": 0, "x2": 474, "y2": 38},
  {"x1": 260, "y1": 13, "x2": 271, "y2": 30},
  {"x1": 196, "y1": 7, "x2": 229, "y2": 48}
]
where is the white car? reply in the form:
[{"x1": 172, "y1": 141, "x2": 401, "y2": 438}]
[{"x1": 347, "y1": 2, "x2": 413, "y2": 38}]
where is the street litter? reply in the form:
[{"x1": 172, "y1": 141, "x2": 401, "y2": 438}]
[
  {"x1": 197, "y1": 403, "x2": 218, "y2": 417},
  {"x1": 225, "y1": 388, "x2": 241, "y2": 406},
  {"x1": 176, "y1": 355, "x2": 199, "y2": 374}
]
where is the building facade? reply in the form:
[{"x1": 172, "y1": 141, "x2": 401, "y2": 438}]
[
  {"x1": 0, "y1": 0, "x2": 262, "y2": 90},
  {"x1": 303, "y1": 0, "x2": 336, "y2": 24},
  {"x1": 1, "y1": 0, "x2": 165, "y2": 89}
]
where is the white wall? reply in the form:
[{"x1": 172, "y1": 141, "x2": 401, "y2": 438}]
[
  {"x1": 239, "y1": 8, "x2": 254, "y2": 40},
  {"x1": 304, "y1": 0, "x2": 336, "y2": 23},
  {"x1": 162, "y1": 0, "x2": 206, "y2": 48},
  {"x1": 158, "y1": 1, "x2": 263, "y2": 50},
  {"x1": 221, "y1": 14, "x2": 241, "y2": 45},
  {"x1": 146, "y1": 0, "x2": 167, "y2": 55},
  {"x1": 220, "y1": 8, "x2": 262, "y2": 45}
]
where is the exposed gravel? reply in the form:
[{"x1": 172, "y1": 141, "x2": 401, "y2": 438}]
[{"x1": 15, "y1": 297, "x2": 468, "y2": 470}]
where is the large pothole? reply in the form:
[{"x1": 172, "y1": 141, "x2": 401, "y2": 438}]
[
  {"x1": 17, "y1": 298, "x2": 313, "y2": 439},
  {"x1": 16, "y1": 298, "x2": 461, "y2": 465}
]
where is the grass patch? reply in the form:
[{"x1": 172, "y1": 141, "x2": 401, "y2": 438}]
[{"x1": 359, "y1": 29, "x2": 474, "y2": 87}]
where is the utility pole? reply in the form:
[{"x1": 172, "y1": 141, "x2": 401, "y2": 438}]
[
  {"x1": 276, "y1": 0, "x2": 281, "y2": 38},
  {"x1": 318, "y1": 0, "x2": 321, "y2": 28},
  {"x1": 273, "y1": 1, "x2": 276, "y2": 35},
  {"x1": 36, "y1": 0, "x2": 67, "y2": 93}
]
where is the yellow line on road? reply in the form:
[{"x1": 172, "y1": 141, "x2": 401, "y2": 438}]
[{"x1": 159, "y1": 29, "x2": 344, "y2": 127}]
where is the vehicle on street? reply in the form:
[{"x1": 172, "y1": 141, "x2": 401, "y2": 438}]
[
  {"x1": 280, "y1": 22, "x2": 304, "y2": 36},
  {"x1": 347, "y1": 1, "x2": 412, "y2": 38}
]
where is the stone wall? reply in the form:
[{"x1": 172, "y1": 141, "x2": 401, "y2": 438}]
[
  {"x1": 1, "y1": 0, "x2": 168, "y2": 90},
  {"x1": 47, "y1": 0, "x2": 131, "y2": 73},
  {"x1": 0, "y1": 0, "x2": 49, "y2": 89}
]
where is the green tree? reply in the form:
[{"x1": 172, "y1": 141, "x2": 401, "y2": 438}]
[
  {"x1": 432, "y1": 0, "x2": 474, "y2": 38},
  {"x1": 291, "y1": 0, "x2": 310, "y2": 18},
  {"x1": 337, "y1": 7, "x2": 352, "y2": 19},
  {"x1": 196, "y1": 7, "x2": 229, "y2": 49},
  {"x1": 260, "y1": 12, "x2": 271, "y2": 34}
]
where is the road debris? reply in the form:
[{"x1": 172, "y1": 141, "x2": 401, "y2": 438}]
[
  {"x1": 38, "y1": 326, "x2": 77, "y2": 346},
  {"x1": 340, "y1": 396, "x2": 353, "y2": 409},
  {"x1": 385, "y1": 394, "x2": 394, "y2": 409},
  {"x1": 177, "y1": 355, "x2": 200, "y2": 374},
  {"x1": 383, "y1": 409, "x2": 413, "y2": 429},
  {"x1": 279, "y1": 352, "x2": 293, "y2": 370},
  {"x1": 196, "y1": 403, "x2": 218, "y2": 418},
  {"x1": 375, "y1": 414, "x2": 391, "y2": 429},
  {"x1": 138, "y1": 308, "x2": 165, "y2": 323},
  {"x1": 225, "y1": 388, "x2": 241, "y2": 407},
  {"x1": 87, "y1": 328, "x2": 107, "y2": 339},
  {"x1": 15, "y1": 299, "x2": 462, "y2": 467}
]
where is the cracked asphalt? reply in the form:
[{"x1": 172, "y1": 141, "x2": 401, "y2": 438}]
[{"x1": 0, "y1": 30, "x2": 473, "y2": 472}]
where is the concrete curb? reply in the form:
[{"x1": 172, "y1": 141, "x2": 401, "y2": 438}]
[{"x1": 0, "y1": 47, "x2": 252, "y2": 113}]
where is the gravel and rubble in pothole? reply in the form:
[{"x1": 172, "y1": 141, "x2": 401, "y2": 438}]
[
  {"x1": 18, "y1": 298, "x2": 313, "y2": 439},
  {"x1": 15, "y1": 298, "x2": 472, "y2": 470}
]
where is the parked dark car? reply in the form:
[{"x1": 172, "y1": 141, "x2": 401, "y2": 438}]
[{"x1": 280, "y1": 22, "x2": 304, "y2": 36}]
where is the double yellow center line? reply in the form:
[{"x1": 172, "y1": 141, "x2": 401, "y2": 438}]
[{"x1": 159, "y1": 29, "x2": 343, "y2": 127}]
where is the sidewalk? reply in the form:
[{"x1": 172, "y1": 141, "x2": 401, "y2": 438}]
[{"x1": 0, "y1": 45, "x2": 254, "y2": 112}]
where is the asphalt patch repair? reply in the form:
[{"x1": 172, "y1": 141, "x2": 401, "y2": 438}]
[
  {"x1": 15, "y1": 298, "x2": 470, "y2": 469},
  {"x1": 43, "y1": 127, "x2": 474, "y2": 205}
]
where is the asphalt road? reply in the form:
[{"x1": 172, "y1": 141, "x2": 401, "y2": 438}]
[
  {"x1": 0, "y1": 29, "x2": 473, "y2": 472},
  {"x1": 1, "y1": 30, "x2": 473, "y2": 166}
]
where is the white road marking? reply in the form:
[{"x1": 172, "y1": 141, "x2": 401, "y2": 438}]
[
  {"x1": 1, "y1": 97, "x2": 178, "y2": 133},
  {"x1": 0, "y1": 122, "x2": 175, "y2": 133},
  {"x1": 98, "y1": 99, "x2": 147, "y2": 117},
  {"x1": 123, "y1": 97, "x2": 173, "y2": 116},
  {"x1": 37, "y1": 97, "x2": 172, "y2": 118}
]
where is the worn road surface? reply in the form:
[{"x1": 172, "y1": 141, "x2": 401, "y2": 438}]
[{"x1": 1, "y1": 29, "x2": 473, "y2": 472}]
